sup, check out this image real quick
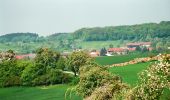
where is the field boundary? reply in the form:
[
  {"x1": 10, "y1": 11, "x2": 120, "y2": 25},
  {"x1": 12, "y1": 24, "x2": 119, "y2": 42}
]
[{"x1": 110, "y1": 54, "x2": 170, "y2": 67}]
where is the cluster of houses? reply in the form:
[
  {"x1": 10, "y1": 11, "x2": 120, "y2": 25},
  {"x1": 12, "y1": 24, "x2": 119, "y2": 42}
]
[
  {"x1": 89, "y1": 42, "x2": 152, "y2": 57},
  {"x1": 14, "y1": 42, "x2": 152, "y2": 59}
]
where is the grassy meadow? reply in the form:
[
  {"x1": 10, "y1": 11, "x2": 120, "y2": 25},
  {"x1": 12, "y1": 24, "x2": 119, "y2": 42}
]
[
  {"x1": 109, "y1": 62, "x2": 170, "y2": 100},
  {"x1": 0, "y1": 85, "x2": 82, "y2": 100},
  {"x1": 95, "y1": 53, "x2": 155, "y2": 65},
  {"x1": 109, "y1": 62, "x2": 152, "y2": 86}
]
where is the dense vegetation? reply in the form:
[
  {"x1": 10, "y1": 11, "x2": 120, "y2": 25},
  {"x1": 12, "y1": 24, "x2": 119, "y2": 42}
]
[
  {"x1": 0, "y1": 21, "x2": 170, "y2": 53},
  {"x1": 0, "y1": 33, "x2": 39, "y2": 43},
  {"x1": 0, "y1": 48, "x2": 170, "y2": 100},
  {"x1": 73, "y1": 21, "x2": 170, "y2": 41},
  {"x1": 73, "y1": 54, "x2": 170, "y2": 100},
  {"x1": 0, "y1": 49, "x2": 74, "y2": 87}
]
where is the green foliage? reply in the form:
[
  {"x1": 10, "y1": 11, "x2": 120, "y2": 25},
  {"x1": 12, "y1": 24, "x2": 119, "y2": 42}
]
[
  {"x1": 70, "y1": 77, "x2": 80, "y2": 85},
  {"x1": 100, "y1": 47, "x2": 107, "y2": 56},
  {"x1": 0, "y1": 51, "x2": 22, "y2": 87},
  {"x1": 0, "y1": 33, "x2": 39, "y2": 43},
  {"x1": 0, "y1": 21, "x2": 170, "y2": 53},
  {"x1": 56, "y1": 57, "x2": 66, "y2": 70},
  {"x1": 21, "y1": 48, "x2": 72, "y2": 86},
  {"x1": 76, "y1": 64, "x2": 129, "y2": 99},
  {"x1": 66, "y1": 51, "x2": 92, "y2": 76},
  {"x1": 128, "y1": 54, "x2": 170, "y2": 100},
  {"x1": 73, "y1": 21, "x2": 170, "y2": 42}
]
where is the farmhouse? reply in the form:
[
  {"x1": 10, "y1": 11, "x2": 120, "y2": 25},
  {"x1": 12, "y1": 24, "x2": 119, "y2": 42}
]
[
  {"x1": 127, "y1": 47, "x2": 136, "y2": 52},
  {"x1": 89, "y1": 51, "x2": 100, "y2": 57},
  {"x1": 15, "y1": 53, "x2": 36, "y2": 59},
  {"x1": 126, "y1": 42, "x2": 151, "y2": 48},
  {"x1": 107, "y1": 48, "x2": 127, "y2": 55}
]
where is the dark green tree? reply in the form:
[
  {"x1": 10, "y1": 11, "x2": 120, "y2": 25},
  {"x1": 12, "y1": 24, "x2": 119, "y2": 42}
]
[{"x1": 100, "y1": 47, "x2": 107, "y2": 56}]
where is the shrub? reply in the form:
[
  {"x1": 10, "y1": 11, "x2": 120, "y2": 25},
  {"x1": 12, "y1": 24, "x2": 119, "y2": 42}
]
[
  {"x1": 75, "y1": 64, "x2": 129, "y2": 99},
  {"x1": 127, "y1": 54, "x2": 170, "y2": 100},
  {"x1": 66, "y1": 51, "x2": 92, "y2": 76},
  {"x1": 0, "y1": 51, "x2": 23, "y2": 87}
]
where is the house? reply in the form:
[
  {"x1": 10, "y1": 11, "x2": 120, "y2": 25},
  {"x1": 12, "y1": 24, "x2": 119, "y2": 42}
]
[
  {"x1": 89, "y1": 51, "x2": 100, "y2": 57},
  {"x1": 126, "y1": 42, "x2": 151, "y2": 48},
  {"x1": 107, "y1": 48, "x2": 127, "y2": 55},
  {"x1": 15, "y1": 53, "x2": 36, "y2": 59},
  {"x1": 128, "y1": 47, "x2": 136, "y2": 52}
]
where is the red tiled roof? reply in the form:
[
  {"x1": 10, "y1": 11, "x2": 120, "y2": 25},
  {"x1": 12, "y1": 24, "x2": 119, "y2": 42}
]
[
  {"x1": 108, "y1": 48, "x2": 124, "y2": 52},
  {"x1": 15, "y1": 54, "x2": 36, "y2": 59},
  {"x1": 128, "y1": 48, "x2": 136, "y2": 51}
]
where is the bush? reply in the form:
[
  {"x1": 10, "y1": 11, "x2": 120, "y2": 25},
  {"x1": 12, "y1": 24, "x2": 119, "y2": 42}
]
[
  {"x1": 76, "y1": 64, "x2": 129, "y2": 99},
  {"x1": 0, "y1": 51, "x2": 23, "y2": 87},
  {"x1": 70, "y1": 77, "x2": 80, "y2": 85},
  {"x1": 127, "y1": 54, "x2": 170, "y2": 100}
]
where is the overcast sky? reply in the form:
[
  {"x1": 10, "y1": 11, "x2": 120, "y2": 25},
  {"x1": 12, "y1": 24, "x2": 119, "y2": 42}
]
[{"x1": 0, "y1": 0, "x2": 170, "y2": 36}]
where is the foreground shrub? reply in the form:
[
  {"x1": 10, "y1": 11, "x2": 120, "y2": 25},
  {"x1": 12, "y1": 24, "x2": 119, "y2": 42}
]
[
  {"x1": 75, "y1": 64, "x2": 129, "y2": 100},
  {"x1": 127, "y1": 54, "x2": 170, "y2": 100},
  {"x1": 0, "y1": 51, "x2": 22, "y2": 87},
  {"x1": 21, "y1": 48, "x2": 72, "y2": 86}
]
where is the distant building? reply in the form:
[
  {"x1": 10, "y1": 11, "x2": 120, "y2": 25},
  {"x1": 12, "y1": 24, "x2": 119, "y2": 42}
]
[
  {"x1": 107, "y1": 48, "x2": 127, "y2": 55},
  {"x1": 15, "y1": 53, "x2": 36, "y2": 59},
  {"x1": 126, "y1": 42, "x2": 151, "y2": 48},
  {"x1": 128, "y1": 47, "x2": 136, "y2": 52},
  {"x1": 89, "y1": 51, "x2": 100, "y2": 57}
]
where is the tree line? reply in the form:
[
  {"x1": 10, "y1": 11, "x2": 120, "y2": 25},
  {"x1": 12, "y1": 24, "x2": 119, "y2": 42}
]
[{"x1": 0, "y1": 21, "x2": 169, "y2": 53}]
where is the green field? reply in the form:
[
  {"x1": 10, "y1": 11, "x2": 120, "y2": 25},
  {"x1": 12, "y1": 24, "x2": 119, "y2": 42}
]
[
  {"x1": 0, "y1": 85, "x2": 82, "y2": 100},
  {"x1": 95, "y1": 53, "x2": 153, "y2": 65},
  {"x1": 109, "y1": 62, "x2": 170, "y2": 100},
  {"x1": 109, "y1": 62, "x2": 152, "y2": 86}
]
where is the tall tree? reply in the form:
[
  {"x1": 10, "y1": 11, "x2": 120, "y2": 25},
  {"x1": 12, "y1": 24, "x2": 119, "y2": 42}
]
[{"x1": 66, "y1": 51, "x2": 92, "y2": 76}]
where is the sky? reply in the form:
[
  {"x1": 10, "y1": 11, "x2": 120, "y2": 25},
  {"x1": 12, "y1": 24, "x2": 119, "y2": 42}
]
[{"x1": 0, "y1": 0, "x2": 170, "y2": 36}]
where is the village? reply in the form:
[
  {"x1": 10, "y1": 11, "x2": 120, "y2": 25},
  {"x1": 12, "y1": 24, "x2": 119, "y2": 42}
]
[{"x1": 15, "y1": 42, "x2": 153, "y2": 59}]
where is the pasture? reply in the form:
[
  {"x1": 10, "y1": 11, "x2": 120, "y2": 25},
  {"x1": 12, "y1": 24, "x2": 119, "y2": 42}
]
[
  {"x1": 109, "y1": 62, "x2": 152, "y2": 86},
  {"x1": 95, "y1": 53, "x2": 151, "y2": 65},
  {"x1": 0, "y1": 85, "x2": 82, "y2": 100},
  {"x1": 109, "y1": 62, "x2": 170, "y2": 100}
]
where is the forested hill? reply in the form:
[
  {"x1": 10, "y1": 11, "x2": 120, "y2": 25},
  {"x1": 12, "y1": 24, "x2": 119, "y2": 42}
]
[
  {"x1": 0, "y1": 33, "x2": 40, "y2": 43},
  {"x1": 0, "y1": 21, "x2": 170, "y2": 42},
  {"x1": 73, "y1": 21, "x2": 170, "y2": 41},
  {"x1": 0, "y1": 21, "x2": 169, "y2": 53},
  {"x1": 47, "y1": 33, "x2": 72, "y2": 41}
]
